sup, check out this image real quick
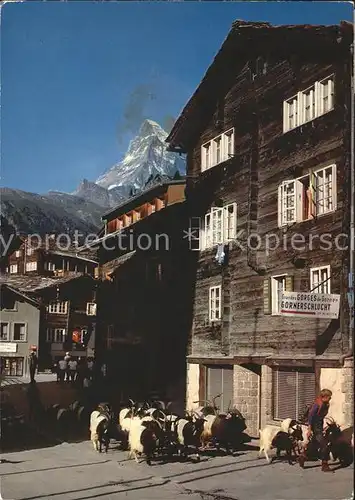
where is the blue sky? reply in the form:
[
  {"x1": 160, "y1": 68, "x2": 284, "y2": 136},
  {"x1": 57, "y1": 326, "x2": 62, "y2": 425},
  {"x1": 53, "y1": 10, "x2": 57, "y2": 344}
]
[{"x1": 1, "y1": 1, "x2": 353, "y2": 194}]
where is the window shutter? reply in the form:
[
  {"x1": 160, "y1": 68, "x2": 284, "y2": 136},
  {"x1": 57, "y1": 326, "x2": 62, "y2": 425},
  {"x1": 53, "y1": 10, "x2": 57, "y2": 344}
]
[
  {"x1": 309, "y1": 171, "x2": 316, "y2": 217},
  {"x1": 285, "y1": 275, "x2": 294, "y2": 292},
  {"x1": 297, "y1": 92, "x2": 303, "y2": 127},
  {"x1": 278, "y1": 184, "x2": 283, "y2": 227},
  {"x1": 283, "y1": 101, "x2": 288, "y2": 132},
  {"x1": 201, "y1": 146, "x2": 205, "y2": 172},
  {"x1": 189, "y1": 217, "x2": 201, "y2": 251},
  {"x1": 263, "y1": 278, "x2": 271, "y2": 314},
  {"x1": 295, "y1": 179, "x2": 304, "y2": 222},
  {"x1": 274, "y1": 370, "x2": 297, "y2": 420},
  {"x1": 331, "y1": 164, "x2": 337, "y2": 211},
  {"x1": 314, "y1": 81, "x2": 321, "y2": 117}
]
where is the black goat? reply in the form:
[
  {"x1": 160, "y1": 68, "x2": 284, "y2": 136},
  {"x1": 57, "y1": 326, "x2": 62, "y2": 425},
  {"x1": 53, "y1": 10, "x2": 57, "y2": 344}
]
[
  {"x1": 271, "y1": 428, "x2": 303, "y2": 465},
  {"x1": 325, "y1": 422, "x2": 354, "y2": 468}
]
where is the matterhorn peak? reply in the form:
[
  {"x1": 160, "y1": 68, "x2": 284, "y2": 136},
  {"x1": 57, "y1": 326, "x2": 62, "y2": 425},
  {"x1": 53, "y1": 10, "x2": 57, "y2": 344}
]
[{"x1": 138, "y1": 119, "x2": 167, "y2": 141}]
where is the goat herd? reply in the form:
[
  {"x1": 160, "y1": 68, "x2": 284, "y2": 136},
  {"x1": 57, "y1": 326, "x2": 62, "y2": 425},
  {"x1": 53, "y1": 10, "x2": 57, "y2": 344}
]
[{"x1": 89, "y1": 396, "x2": 354, "y2": 468}]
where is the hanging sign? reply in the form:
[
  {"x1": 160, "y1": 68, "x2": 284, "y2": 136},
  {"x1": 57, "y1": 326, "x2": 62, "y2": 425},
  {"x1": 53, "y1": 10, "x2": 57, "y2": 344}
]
[{"x1": 280, "y1": 291, "x2": 340, "y2": 319}]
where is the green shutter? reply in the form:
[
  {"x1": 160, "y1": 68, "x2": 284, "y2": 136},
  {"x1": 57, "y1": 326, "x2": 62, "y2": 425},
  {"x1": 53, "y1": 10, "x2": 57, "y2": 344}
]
[
  {"x1": 263, "y1": 278, "x2": 271, "y2": 314},
  {"x1": 285, "y1": 275, "x2": 294, "y2": 292}
]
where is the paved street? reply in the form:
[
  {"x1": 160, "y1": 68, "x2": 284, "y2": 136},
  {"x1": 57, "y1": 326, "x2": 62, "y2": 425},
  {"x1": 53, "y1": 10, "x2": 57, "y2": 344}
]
[{"x1": 1, "y1": 440, "x2": 353, "y2": 500}]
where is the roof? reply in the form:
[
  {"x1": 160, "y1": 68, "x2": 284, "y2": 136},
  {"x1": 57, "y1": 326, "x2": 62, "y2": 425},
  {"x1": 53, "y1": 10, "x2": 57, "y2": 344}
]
[
  {"x1": 48, "y1": 250, "x2": 98, "y2": 264},
  {"x1": 0, "y1": 283, "x2": 41, "y2": 307},
  {"x1": 0, "y1": 273, "x2": 93, "y2": 293},
  {"x1": 101, "y1": 179, "x2": 186, "y2": 221},
  {"x1": 107, "y1": 250, "x2": 136, "y2": 276},
  {"x1": 166, "y1": 20, "x2": 353, "y2": 151}
]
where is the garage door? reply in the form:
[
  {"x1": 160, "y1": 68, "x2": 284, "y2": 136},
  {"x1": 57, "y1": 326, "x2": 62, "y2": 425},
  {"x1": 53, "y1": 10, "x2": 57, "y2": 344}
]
[{"x1": 206, "y1": 365, "x2": 233, "y2": 413}]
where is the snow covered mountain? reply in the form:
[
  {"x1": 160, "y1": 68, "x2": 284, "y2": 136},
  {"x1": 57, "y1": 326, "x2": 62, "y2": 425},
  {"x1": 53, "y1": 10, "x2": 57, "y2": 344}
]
[
  {"x1": 1, "y1": 120, "x2": 186, "y2": 237},
  {"x1": 76, "y1": 119, "x2": 186, "y2": 206}
]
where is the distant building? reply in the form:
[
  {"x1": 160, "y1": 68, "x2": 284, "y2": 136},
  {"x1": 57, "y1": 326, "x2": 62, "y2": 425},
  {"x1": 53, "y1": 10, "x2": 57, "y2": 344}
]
[
  {"x1": 0, "y1": 273, "x2": 98, "y2": 374},
  {"x1": 82, "y1": 177, "x2": 193, "y2": 407},
  {"x1": 5, "y1": 235, "x2": 98, "y2": 278}
]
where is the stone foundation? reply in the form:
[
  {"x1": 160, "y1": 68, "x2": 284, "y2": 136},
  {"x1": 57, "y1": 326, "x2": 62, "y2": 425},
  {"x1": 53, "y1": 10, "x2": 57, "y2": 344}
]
[{"x1": 233, "y1": 364, "x2": 260, "y2": 436}]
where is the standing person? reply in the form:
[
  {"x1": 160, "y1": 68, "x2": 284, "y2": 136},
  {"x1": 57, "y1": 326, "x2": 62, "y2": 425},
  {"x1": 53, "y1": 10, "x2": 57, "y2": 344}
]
[
  {"x1": 58, "y1": 357, "x2": 67, "y2": 384},
  {"x1": 87, "y1": 357, "x2": 94, "y2": 381},
  {"x1": 64, "y1": 352, "x2": 71, "y2": 383},
  {"x1": 28, "y1": 349, "x2": 38, "y2": 383},
  {"x1": 299, "y1": 388, "x2": 333, "y2": 472},
  {"x1": 68, "y1": 357, "x2": 78, "y2": 386}
]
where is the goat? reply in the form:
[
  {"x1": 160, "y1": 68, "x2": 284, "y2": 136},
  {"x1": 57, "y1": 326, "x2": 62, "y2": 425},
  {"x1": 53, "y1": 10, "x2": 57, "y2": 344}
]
[
  {"x1": 259, "y1": 424, "x2": 304, "y2": 463},
  {"x1": 90, "y1": 406, "x2": 114, "y2": 452},
  {"x1": 324, "y1": 420, "x2": 354, "y2": 468},
  {"x1": 174, "y1": 414, "x2": 206, "y2": 461},
  {"x1": 128, "y1": 416, "x2": 161, "y2": 465}
]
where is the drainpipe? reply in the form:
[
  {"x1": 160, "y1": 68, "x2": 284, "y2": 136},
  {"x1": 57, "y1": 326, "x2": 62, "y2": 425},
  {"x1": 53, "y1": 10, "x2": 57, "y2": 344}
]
[{"x1": 340, "y1": 41, "x2": 354, "y2": 363}]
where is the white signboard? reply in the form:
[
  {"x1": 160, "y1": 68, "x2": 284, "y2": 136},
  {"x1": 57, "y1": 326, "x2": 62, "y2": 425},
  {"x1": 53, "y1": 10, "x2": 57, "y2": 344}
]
[
  {"x1": 280, "y1": 291, "x2": 340, "y2": 319},
  {"x1": 0, "y1": 343, "x2": 17, "y2": 353}
]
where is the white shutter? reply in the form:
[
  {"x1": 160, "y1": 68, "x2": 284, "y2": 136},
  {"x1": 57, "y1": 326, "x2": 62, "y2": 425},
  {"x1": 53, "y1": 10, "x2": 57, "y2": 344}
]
[
  {"x1": 314, "y1": 81, "x2": 321, "y2": 117},
  {"x1": 283, "y1": 101, "x2": 288, "y2": 133},
  {"x1": 278, "y1": 184, "x2": 283, "y2": 227},
  {"x1": 295, "y1": 179, "x2": 304, "y2": 222},
  {"x1": 309, "y1": 171, "x2": 316, "y2": 218},
  {"x1": 331, "y1": 164, "x2": 337, "y2": 211},
  {"x1": 223, "y1": 203, "x2": 237, "y2": 241},
  {"x1": 297, "y1": 92, "x2": 303, "y2": 127},
  {"x1": 201, "y1": 146, "x2": 205, "y2": 172}
]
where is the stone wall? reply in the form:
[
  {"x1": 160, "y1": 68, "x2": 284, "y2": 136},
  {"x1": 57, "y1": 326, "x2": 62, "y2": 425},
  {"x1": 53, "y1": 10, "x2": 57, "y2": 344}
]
[
  {"x1": 260, "y1": 365, "x2": 273, "y2": 429},
  {"x1": 233, "y1": 364, "x2": 260, "y2": 437},
  {"x1": 340, "y1": 358, "x2": 353, "y2": 428},
  {"x1": 186, "y1": 363, "x2": 200, "y2": 411}
]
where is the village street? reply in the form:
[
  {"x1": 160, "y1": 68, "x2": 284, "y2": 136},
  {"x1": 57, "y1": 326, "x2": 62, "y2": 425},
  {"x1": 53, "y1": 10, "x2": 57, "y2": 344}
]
[{"x1": 1, "y1": 441, "x2": 353, "y2": 500}]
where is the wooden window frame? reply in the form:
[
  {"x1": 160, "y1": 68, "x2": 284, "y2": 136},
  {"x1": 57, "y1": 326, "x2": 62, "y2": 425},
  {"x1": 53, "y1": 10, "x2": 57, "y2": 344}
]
[
  {"x1": 313, "y1": 164, "x2": 337, "y2": 216},
  {"x1": 48, "y1": 301, "x2": 68, "y2": 314},
  {"x1": 46, "y1": 328, "x2": 66, "y2": 343},
  {"x1": 1, "y1": 357, "x2": 24, "y2": 376},
  {"x1": 283, "y1": 75, "x2": 335, "y2": 133},
  {"x1": 15, "y1": 250, "x2": 21, "y2": 258},
  {"x1": 209, "y1": 285, "x2": 222, "y2": 322},
  {"x1": 201, "y1": 128, "x2": 235, "y2": 172},
  {"x1": 310, "y1": 265, "x2": 331, "y2": 294},
  {"x1": 13, "y1": 322, "x2": 27, "y2": 342},
  {"x1": 10, "y1": 264, "x2": 18, "y2": 274},
  {"x1": 202, "y1": 203, "x2": 237, "y2": 250},
  {"x1": 25, "y1": 261, "x2": 37, "y2": 272},
  {"x1": 86, "y1": 302, "x2": 97, "y2": 316}
]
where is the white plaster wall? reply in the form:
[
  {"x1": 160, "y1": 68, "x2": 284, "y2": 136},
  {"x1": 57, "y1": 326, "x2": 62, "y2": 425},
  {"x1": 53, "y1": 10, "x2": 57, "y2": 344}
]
[
  {"x1": 186, "y1": 363, "x2": 200, "y2": 411},
  {"x1": 320, "y1": 367, "x2": 345, "y2": 428}
]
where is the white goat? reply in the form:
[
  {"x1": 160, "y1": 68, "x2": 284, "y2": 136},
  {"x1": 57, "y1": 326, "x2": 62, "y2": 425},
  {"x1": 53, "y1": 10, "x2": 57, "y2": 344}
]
[
  {"x1": 90, "y1": 410, "x2": 107, "y2": 451},
  {"x1": 128, "y1": 415, "x2": 161, "y2": 465},
  {"x1": 258, "y1": 425, "x2": 281, "y2": 463}
]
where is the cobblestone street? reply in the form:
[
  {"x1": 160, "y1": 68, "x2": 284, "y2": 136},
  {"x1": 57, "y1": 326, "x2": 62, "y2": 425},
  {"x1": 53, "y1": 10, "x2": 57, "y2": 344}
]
[{"x1": 1, "y1": 441, "x2": 353, "y2": 500}]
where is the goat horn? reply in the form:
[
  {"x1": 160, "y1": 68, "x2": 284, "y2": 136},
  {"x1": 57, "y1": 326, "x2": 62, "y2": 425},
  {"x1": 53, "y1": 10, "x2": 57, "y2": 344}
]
[
  {"x1": 193, "y1": 399, "x2": 213, "y2": 406},
  {"x1": 212, "y1": 394, "x2": 222, "y2": 405},
  {"x1": 128, "y1": 399, "x2": 135, "y2": 406}
]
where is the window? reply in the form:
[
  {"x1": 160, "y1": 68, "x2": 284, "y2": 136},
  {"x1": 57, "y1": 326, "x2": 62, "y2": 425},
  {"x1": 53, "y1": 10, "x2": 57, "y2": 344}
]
[
  {"x1": 1, "y1": 357, "x2": 24, "y2": 376},
  {"x1": 264, "y1": 275, "x2": 294, "y2": 315},
  {"x1": 46, "y1": 328, "x2": 66, "y2": 343},
  {"x1": 15, "y1": 250, "x2": 21, "y2": 258},
  {"x1": 209, "y1": 285, "x2": 222, "y2": 322},
  {"x1": 25, "y1": 261, "x2": 37, "y2": 272},
  {"x1": 206, "y1": 365, "x2": 233, "y2": 413},
  {"x1": 151, "y1": 203, "x2": 156, "y2": 214},
  {"x1": 273, "y1": 368, "x2": 315, "y2": 420},
  {"x1": 48, "y1": 302, "x2": 68, "y2": 314},
  {"x1": 283, "y1": 75, "x2": 334, "y2": 133},
  {"x1": 278, "y1": 165, "x2": 337, "y2": 227},
  {"x1": 310, "y1": 265, "x2": 331, "y2": 294},
  {"x1": 26, "y1": 247, "x2": 34, "y2": 256},
  {"x1": 45, "y1": 262, "x2": 56, "y2": 271},
  {"x1": 13, "y1": 323, "x2": 27, "y2": 342},
  {"x1": 81, "y1": 329, "x2": 88, "y2": 344},
  {"x1": 10, "y1": 265, "x2": 18, "y2": 274},
  {"x1": 86, "y1": 303, "x2": 97, "y2": 316},
  {"x1": 314, "y1": 165, "x2": 337, "y2": 215},
  {"x1": 202, "y1": 203, "x2": 237, "y2": 249},
  {"x1": 201, "y1": 129, "x2": 234, "y2": 171},
  {"x1": 0, "y1": 322, "x2": 9, "y2": 341}
]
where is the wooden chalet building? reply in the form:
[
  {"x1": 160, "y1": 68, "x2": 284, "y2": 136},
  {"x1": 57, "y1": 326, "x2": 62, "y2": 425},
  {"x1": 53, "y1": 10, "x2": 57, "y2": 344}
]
[
  {"x1": 0, "y1": 273, "x2": 98, "y2": 374},
  {"x1": 5, "y1": 235, "x2": 98, "y2": 278},
  {"x1": 166, "y1": 21, "x2": 354, "y2": 434},
  {"x1": 85, "y1": 178, "x2": 195, "y2": 407}
]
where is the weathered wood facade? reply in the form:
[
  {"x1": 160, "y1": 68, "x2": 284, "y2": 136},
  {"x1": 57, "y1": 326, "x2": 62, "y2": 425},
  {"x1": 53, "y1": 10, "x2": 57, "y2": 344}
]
[
  {"x1": 167, "y1": 21, "x2": 354, "y2": 433},
  {"x1": 94, "y1": 180, "x2": 195, "y2": 408},
  {"x1": 6, "y1": 236, "x2": 97, "y2": 277}
]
